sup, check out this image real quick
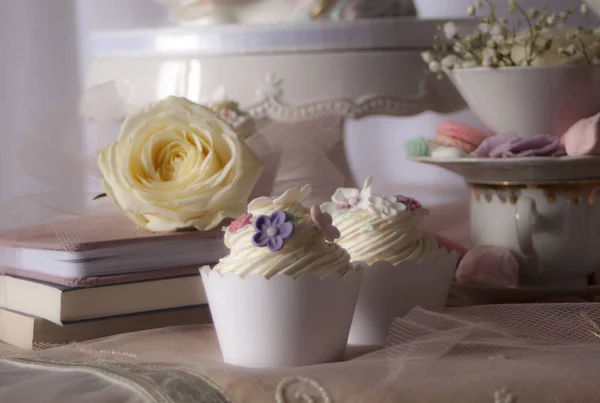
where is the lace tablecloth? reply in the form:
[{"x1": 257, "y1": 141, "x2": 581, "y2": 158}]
[{"x1": 2, "y1": 304, "x2": 600, "y2": 403}]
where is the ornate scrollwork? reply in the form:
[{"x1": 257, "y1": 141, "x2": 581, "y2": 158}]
[{"x1": 275, "y1": 376, "x2": 332, "y2": 403}]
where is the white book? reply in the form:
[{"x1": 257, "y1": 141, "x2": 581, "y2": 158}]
[
  {"x1": 0, "y1": 213, "x2": 227, "y2": 278},
  {"x1": 0, "y1": 306, "x2": 211, "y2": 350},
  {"x1": 0, "y1": 274, "x2": 207, "y2": 324}
]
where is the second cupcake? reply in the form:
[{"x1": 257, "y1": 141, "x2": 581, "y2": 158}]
[
  {"x1": 201, "y1": 185, "x2": 363, "y2": 368},
  {"x1": 322, "y1": 177, "x2": 458, "y2": 347}
]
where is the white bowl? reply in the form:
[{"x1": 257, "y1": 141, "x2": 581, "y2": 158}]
[
  {"x1": 447, "y1": 65, "x2": 600, "y2": 138},
  {"x1": 413, "y1": 0, "x2": 475, "y2": 18}
]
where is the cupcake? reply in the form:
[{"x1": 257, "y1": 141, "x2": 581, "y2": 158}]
[
  {"x1": 201, "y1": 185, "x2": 363, "y2": 368},
  {"x1": 322, "y1": 177, "x2": 459, "y2": 347}
]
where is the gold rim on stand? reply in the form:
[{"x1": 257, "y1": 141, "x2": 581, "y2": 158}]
[{"x1": 467, "y1": 180, "x2": 600, "y2": 205}]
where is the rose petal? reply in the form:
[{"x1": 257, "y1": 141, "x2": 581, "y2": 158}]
[
  {"x1": 268, "y1": 236, "x2": 284, "y2": 252},
  {"x1": 277, "y1": 221, "x2": 294, "y2": 239},
  {"x1": 254, "y1": 215, "x2": 271, "y2": 232}
]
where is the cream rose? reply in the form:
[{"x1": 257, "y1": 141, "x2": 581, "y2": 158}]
[{"x1": 98, "y1": 96, "x2": 264, "y2": 232}]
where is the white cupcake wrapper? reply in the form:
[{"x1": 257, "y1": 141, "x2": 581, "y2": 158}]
[
  {"x1": 201, "y1": 265, "x2": 363, "y2": 369},
  {"x1": 348, "y1": 250, "x2": 459, "y2": 347}
]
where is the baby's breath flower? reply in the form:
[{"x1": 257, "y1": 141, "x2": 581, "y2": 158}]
[
  {"x1": 421, "y1": 0, "x2": 597, "y2": 71},
  {"x1": 489, "y1": 23, "x2": 505, "y2": 37},
  {"x1": 428, "y1": 60, "x2": 442, "y2": 73},
  {"x1": 546, "y1": 13, "x2": 557, "y2": 25},
  {"x1": 453, "y1": 41, "x2": 465, "y2": 54},
  {"x1": 483, "y1": 48, "x2": 498, "y2": 59},
  {"x1": 478, "y1": 22, "x2": 491, "y2": 34},
  {"x1": 441, "y1": 54, "x2": 461, "y2": 69},
  {"x1": 482, "y1": 57, "x2": 495, "y2": 67},
  {"x1": 420, "y1": 50, "x2": 434, "y2": 63},
  {"x1": 443, "y1": 21, "x2": 459, "y2": 39},
  {"x1": 581, "y1": 3, "x2": 589, "y2": 14}
]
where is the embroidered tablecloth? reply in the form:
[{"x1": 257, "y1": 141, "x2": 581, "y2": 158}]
[{"x1": 2, "y1": 304, "x2": 600, "y2": 403}]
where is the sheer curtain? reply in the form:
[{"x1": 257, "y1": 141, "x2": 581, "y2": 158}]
[
  {"x1": 0, "y1": 0, "x2": 169, "y2": 203},
  {"x1": 0, "y1": 0, "x2": 80, "y2": 202}
]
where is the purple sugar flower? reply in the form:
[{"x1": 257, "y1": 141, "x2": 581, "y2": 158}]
[
  {"x1": 473, "y1": 132, "x2": 566, "y2": 158},
  {"x1": 252, "y1": 210, "x2": 294, "y2": 252}
]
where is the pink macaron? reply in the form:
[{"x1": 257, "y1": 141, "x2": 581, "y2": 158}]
[{"x1": 435, "y1": 121, "x2": 491, "y2": 153}]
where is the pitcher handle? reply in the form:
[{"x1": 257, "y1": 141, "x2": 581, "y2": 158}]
[{"x1": 515, "y1": 196, "x2": 541, "y2": 274}]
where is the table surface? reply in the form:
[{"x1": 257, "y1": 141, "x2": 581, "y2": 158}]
[{"x1": 2, "y1": 306, "x2": 600, "y2": 403}]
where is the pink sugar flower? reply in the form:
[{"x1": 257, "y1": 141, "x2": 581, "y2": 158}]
[
  {"x1": 310, "y1": 205, "x2": 341, "y2": 242},
  {"x1": 228, "y1": 213, "x2": 252, "y2": 234}
]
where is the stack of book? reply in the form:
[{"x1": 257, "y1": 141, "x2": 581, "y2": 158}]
[{"x1": 0, "y1": 213, "x2": 227, "y2": 349}]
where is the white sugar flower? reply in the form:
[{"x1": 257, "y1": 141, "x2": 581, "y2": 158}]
[
  {"x1": 367, "y1": 195, "x2": 406, "y2": 219},
  {"x1": 321, "y1": 177, "x2": 373, "y2": 214},
  {"x1": 443, "y1": 21, "x2": 458, "y2": 39},
  {"x1": 248, "y1": 184, "x2": 312, "y2": 214},
  {"x1": 428, "y1": 60, "x2": 442, "y2": 72},
  {"x1": 527, "y1": 9, "x2": 539, "y2": 18},
  {"x1": 467, "y1": 5, "x2": 476, "y2": 16},
  {"x1": 546, "y1": 13, "x2": 557, "y2": 25},
  {"x1": 420, "y1": 50, "x2": 434, "y2": 63},
  {"x1": 581, "y1": 3, "x2": 589, "y2": 14},
  {"x1": 594, "y1": 57, "x2": 600, "y2": 65}
]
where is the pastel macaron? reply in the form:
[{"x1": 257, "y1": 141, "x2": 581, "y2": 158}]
[
  {"x1": 562, "y1": 112, "x2": 600, "y2": 157},
  {"x1": 435, "y1": 121, "x2": 490, "y2": 153}
]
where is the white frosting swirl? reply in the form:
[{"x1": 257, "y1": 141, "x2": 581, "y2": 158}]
[
  {"x1": 214, "y1": 185, "x2": 352, "y2": 279},
  {"x1": 322, "y1": 178, "x2": 441, "y2": 265}
]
